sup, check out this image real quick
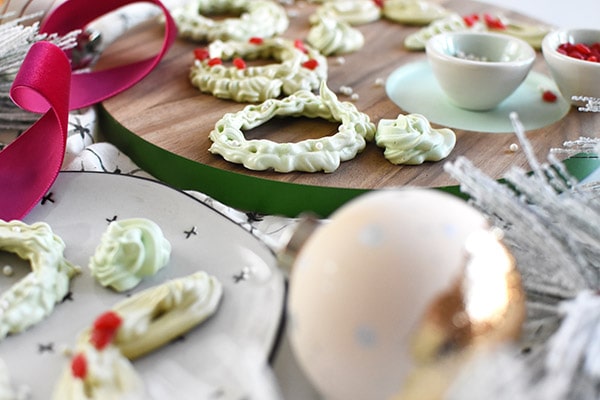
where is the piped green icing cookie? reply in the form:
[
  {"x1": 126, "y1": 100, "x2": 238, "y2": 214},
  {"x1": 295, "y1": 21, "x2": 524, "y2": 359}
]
[
  {"x1": 307, "y1": 14, "x2": 365, "y2": 55},
  {"x1": 376, "y1": 113, "x2": 456, "y2": 165},
  {"x1": 310, "y1": 0, "x2": 382, "y2": 26},
  {"x1": 383, "y1": 0, "x2": 450, "y2": 25},
  {"x1": 89, "y1": 218, "x2": 171, "y2": 292}
]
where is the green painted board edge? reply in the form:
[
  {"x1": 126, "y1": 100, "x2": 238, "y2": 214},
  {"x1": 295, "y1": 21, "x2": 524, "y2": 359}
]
[
  {"x1": 98, "y1": 104, "x2": 599, "y2": 218},
  {"x1": 99, "y1": 105, "x2": 368, "y2": 218}
]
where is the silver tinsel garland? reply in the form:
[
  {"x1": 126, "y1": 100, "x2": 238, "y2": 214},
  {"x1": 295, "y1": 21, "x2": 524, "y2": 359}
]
[
  {"x1": 444, "y1": 114, "x2": 600, "y2": 400},
  {"x1": 0, "y1": 13, "x2": 78, "y2": 131}
]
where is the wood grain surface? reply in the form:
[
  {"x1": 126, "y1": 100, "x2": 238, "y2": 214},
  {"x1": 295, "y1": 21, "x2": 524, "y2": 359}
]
[{"x1": 99, "y1": 0, "x2": 600, "y2": 191}]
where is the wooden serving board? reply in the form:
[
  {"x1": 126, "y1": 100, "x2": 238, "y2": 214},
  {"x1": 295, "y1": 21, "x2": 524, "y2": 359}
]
[{"x1": 98, "y1": 0, "x2": 600, "y2": 217}]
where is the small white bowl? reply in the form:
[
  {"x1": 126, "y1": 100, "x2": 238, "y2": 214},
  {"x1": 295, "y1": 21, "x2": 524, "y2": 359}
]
[
  {"x1": 542, "y1": 28, "x2": 600, "y2": 105},
  {"x1": 426, "y1": 31, "x2": 536, "y2": 111}
]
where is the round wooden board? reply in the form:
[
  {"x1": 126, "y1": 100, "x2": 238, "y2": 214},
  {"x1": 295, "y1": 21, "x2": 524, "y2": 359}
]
[{"x1": 99, "y1": 0, "x2": 600, "y2": 217}]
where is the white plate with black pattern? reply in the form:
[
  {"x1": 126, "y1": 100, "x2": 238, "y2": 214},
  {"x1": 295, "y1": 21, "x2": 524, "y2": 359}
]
[{"x1": 0, "y1": 171, "x2": 286, "y2": 398}]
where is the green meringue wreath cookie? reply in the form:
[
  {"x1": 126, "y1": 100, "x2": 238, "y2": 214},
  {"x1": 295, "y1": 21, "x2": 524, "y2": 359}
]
[
  {"x1": 376, "y1": 113, "x2": 456, "y2": 165},
  {"x1": 0, "y1": 358, "x2": 16, "y2": 399},
  {"x1": 171, "y1": 0, "x2": 289, "y2": 42},
  {"x1": 190, "y1": 37, "x2": 328, "y2": 103},
  {"x1": 53, "y1": 341, "x2": 145, "y2": 400},
  {"x1": 53, "y1": 271, "x2": 223, "y2": 399},
  {"x1": 490, "y1": 22, "x2": 551, "y2": 50},
  {"x1": 208, "y1": 81, "x2": 376, "y2": 173},
  {"x1": 405, "y1": 12, "x2": 550, "y2": 50},
  {"x1": 109, "y1": 271, "x2": 223, "y2": 360},
  {"x1": 0, "y1": 220, "x2": 80, "y2": 340},
  {"x1": 404, "y1": 13, "x2": 470, "y2": 50}
]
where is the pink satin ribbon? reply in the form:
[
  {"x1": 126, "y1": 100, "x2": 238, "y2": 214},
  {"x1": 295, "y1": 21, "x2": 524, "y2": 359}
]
[{"x1": 0, "y1": 0, "x2": 176, "y2": 221}]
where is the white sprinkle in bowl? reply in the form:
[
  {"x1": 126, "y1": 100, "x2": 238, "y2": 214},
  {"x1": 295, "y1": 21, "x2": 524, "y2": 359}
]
[{"x1": 426, "y1": 31, "x2": 536, "y2": 111}]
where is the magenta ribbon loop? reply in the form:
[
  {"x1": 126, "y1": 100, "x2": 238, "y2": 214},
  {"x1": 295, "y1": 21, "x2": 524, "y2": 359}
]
[
  {"x1": 0, "y1": 42, "x2": 71, "y2": 221},
  {"x1": 41, "y1": 0, "x2": 177, "y2": 110},
  {"x1": 0, "y1": 0, "x2": 176, "y2": 221}
]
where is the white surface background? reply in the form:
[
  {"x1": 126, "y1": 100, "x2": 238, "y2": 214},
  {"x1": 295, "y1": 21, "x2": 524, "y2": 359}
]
[{"x1": 477, "y1": 0, "x2": 599, "y2": 29}]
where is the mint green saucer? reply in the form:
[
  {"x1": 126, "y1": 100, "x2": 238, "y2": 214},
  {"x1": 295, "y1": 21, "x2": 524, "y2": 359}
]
[{"x1": 386, "y1": 61, "x2": 570, "y2": 133}]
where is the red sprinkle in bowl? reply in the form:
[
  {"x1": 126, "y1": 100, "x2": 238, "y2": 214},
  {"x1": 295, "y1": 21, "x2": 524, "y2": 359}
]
[{"x1": 542, "y1": 29, "x2": 600, "y2": 105}]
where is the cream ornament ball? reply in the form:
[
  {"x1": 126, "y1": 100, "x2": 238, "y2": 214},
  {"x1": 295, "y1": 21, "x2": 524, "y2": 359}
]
[{"x1": 287, "y1": 188, "x2": 525, "y2": 400}]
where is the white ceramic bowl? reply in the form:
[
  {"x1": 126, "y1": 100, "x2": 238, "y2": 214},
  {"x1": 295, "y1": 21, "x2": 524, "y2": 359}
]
[
  {"x1": 542, "y1": 28, "x2": 600, "y2": 105},
  {"x1": 426, "y1": 31, "x2": 536, "y2": 111}
]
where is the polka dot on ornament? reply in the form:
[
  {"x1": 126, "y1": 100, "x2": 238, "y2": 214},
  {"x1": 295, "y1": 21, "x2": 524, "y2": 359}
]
[
  {"x1": 442, "y1": 222, "x2": 460, "y2": 238},
  {"x1": 355, "y1": 325, "x2": 378, "y2": 348},
  {"x1": 359, "y1": 224, "x2": 384, "y2": 246}
]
